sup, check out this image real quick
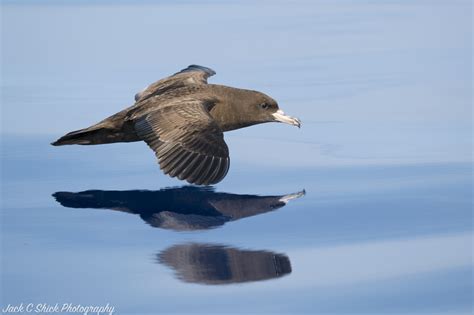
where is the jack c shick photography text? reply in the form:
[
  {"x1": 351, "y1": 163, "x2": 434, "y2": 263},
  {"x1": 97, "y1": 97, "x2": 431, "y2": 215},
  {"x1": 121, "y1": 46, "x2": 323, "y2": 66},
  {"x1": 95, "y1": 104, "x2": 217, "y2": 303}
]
[{"x1": 1, "y1": 303, "x2": 115, "y2": 315}]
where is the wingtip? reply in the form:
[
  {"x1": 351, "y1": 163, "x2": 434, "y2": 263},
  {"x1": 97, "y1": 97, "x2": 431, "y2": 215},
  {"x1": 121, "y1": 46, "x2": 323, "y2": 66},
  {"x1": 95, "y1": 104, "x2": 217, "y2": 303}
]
[{"x1": 183, "y1": 64, "x2": 216, "y2": 76}]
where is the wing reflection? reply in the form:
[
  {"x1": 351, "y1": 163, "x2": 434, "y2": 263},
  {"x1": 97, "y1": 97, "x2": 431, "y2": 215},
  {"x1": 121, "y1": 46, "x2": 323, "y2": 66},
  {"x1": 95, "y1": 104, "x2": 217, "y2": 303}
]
[
  {"x1": 158, "y1": 243, "x2": 291, "y2": 285},
  {"x1": 53, "y1": 186, "x2": 305, "y2": 231}
]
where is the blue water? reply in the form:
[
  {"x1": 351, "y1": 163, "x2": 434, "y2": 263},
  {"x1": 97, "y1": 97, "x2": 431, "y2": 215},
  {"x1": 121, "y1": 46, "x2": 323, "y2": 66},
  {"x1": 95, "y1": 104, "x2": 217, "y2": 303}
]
[{"x1": 1, "y1": 1, "x2": 472, "y2": 314}]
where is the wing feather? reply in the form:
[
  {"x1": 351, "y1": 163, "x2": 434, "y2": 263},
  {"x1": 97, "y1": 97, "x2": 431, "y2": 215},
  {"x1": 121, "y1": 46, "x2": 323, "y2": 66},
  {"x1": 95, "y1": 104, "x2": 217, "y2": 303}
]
[
  {"x1": 134, "y1": 100, "x2": 230, "y2": 185},
  {"x1": 135, "y1": 65, "x2": 216, "y2": 102}
]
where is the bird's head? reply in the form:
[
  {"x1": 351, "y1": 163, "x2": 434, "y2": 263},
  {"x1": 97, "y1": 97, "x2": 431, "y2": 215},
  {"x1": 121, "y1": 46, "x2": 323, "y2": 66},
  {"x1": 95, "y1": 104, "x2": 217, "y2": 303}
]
[
  {"x1": 250, "y1": 92, "x2": 301, "y2": 128},
  {"x1": 210, "y1": 87, "x2": 301, "y2": 131}
]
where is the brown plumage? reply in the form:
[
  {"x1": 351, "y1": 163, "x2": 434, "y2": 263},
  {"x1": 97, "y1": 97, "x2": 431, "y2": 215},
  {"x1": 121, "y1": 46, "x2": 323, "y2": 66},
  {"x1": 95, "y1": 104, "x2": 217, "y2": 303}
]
[{"x1": 52, "y1": 65, "x2": 301, "y2": 185}]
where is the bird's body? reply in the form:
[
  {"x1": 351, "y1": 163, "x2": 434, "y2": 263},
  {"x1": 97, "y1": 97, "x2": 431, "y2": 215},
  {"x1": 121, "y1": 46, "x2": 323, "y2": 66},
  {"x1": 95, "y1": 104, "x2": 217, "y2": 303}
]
[{"x1": 52, "y1": 65, "x2": 300, "y2": 185}]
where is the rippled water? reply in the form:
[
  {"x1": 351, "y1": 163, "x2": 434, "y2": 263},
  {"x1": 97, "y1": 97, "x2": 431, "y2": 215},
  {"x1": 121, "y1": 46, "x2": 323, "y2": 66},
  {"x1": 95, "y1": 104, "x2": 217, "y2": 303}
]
[{"x1": 1, "y1": 1, "x2": 472, "y2": 314}]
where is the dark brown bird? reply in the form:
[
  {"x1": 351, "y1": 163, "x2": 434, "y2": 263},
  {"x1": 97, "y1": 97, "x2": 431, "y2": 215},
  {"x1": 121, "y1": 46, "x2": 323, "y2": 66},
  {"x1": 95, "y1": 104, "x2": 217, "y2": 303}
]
[{"x1": 52, "y1": 65, "x2": 301, "y2": 185}]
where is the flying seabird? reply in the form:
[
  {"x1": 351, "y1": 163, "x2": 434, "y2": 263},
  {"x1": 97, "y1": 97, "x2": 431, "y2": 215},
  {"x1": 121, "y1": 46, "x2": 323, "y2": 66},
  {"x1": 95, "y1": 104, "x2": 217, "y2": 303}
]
[{"x1": 52, "y1": 65, "x2": 301, "y2": 185}]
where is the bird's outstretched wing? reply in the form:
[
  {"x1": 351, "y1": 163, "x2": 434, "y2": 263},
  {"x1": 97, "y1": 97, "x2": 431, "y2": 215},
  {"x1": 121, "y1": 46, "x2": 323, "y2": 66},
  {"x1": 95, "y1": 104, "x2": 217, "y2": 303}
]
[
  {"x1": 134, "y1": 65, "x2": 216, "y2": 102},
  {"x1": 134, "y1": 100, "x2": 230, "y2": 185}
]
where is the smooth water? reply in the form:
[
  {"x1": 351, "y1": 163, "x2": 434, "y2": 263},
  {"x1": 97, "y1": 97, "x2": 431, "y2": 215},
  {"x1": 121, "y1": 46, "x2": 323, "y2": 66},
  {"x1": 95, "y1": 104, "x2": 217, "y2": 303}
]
[{"x1": 1, "y1": 1, "x2": 472, "y2": 314}]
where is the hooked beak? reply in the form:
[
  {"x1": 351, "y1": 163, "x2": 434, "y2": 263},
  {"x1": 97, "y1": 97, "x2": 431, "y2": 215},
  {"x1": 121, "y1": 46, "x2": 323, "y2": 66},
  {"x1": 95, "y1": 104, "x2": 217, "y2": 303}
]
[{"x1": 272, "y1": 109, "x2": 301, "y2": 128}]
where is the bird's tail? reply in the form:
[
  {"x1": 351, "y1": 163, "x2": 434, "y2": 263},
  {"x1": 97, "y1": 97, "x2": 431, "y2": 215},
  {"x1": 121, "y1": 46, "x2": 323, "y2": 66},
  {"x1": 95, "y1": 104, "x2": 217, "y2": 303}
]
[
  {"x1": 51, "y1": 108, "x2": 141, "y2": 146},
  {"x1": 51, "y1": 126, "x2": 107, "y2": 146}
]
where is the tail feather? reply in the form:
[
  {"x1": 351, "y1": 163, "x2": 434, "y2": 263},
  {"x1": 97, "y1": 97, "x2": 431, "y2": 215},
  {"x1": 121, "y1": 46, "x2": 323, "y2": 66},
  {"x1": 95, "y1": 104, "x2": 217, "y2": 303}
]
[
  {"x1": 52, "y1": 109, "x2": 141, "y2": 146},
  {"x1": 51, "y1": 127, "x2": 104, "y2": 146}
]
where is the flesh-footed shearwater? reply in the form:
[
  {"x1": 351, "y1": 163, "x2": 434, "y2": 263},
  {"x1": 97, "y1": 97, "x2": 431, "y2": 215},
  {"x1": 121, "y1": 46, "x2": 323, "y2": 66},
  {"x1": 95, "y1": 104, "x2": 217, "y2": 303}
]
[{"x1": 52, "y1": 65, "x2": 301, "y2": 185}]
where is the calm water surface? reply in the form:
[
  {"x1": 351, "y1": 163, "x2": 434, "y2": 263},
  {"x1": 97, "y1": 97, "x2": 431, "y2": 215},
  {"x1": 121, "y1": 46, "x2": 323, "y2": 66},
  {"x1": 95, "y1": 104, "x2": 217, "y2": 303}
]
[{"x1": 1, "y1": 1, "x2": 472, "y2": 314}]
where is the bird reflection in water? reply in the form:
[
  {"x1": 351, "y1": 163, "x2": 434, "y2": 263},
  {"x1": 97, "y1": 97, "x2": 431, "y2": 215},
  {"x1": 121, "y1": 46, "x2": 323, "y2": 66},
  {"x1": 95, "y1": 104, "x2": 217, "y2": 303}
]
[
  {"x1": 53, "y1": 186, "x2": 305, "y2": 231},
  {"x1": 158, "y1": 243, "x2": 292, "y2": 285}
]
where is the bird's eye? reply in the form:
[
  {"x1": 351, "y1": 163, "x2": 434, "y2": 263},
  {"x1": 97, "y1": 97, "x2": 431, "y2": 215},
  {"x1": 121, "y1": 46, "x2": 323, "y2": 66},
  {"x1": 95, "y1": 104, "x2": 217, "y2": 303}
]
[{"x1": 260, "y1": 103, "x2": 269, "y2": 110}]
